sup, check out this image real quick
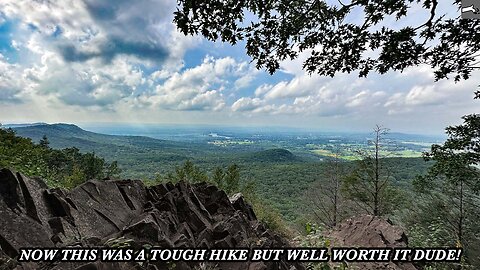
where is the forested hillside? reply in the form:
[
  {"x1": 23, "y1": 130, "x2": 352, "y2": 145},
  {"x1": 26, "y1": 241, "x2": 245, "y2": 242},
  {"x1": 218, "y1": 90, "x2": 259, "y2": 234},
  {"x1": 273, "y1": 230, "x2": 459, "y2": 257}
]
[
  {"x1": 0, "y1": 126, "x2": 120, "y2": 188},
  {"x1": 6, "y1": 123, "x2": 431, "y2": 223},
  {"x1": 2, "y1": 120, "x2": 479, "y2": 268}
]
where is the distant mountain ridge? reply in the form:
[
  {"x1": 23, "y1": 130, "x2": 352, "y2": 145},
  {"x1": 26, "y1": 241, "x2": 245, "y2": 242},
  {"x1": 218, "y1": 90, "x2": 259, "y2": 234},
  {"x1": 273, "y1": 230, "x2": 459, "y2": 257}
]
[
  {"x1": 10, "y1": 123, "x2": 304, "y2": 172},
  {"x1": 2, "y1": 122, "x2": 48, "y2": 128},
  {"x1": 10, "y1": 123, "x2": 199, "y2": 156}
]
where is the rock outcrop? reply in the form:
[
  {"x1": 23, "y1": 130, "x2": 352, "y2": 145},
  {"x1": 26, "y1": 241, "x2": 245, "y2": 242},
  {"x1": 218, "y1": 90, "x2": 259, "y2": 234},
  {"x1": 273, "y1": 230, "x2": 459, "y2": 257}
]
[
  {"x1": 327, "y1": 215, "x2": 418, "y2": 270},
  {"x1": 0, "y1": 168, "x2": 303, "y2": 270}
]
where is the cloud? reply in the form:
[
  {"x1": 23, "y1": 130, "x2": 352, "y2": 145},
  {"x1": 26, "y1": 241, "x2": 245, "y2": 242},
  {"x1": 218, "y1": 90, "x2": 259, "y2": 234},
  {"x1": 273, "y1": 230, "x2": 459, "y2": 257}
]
[
  {"x1": 1, "y1": 1, "x2": 94, "y2": 38},
  {"x1": 0, "y1": 1, "x2": 478, "y2": 135},
  {"x1": 234, "y1": 72, "x2": 384, "y2": 116},
  {"x1": 346, "y1": 90, "x2": 386, "y2": 108},
  {"x1": 0, "y1": 0, "x2": 202, "y2": 108},
  {"x1": 57, "y1": 38, "x2": 169, "y2": 63},
  {"x1": 232, "y1": 97, "x2": 264, "y2": 111},
  {"x1": 56, "y1": 0, "x2": 175, "y2": 64},
  {"x1": 143, "y1": 56, "x2": 252, "y2": 111},
  {"x1": 233, "y1": 63, "x2": 259, "y2": 90},
  {"x1": 0, "y1": 87, "x2": 21, "y2": 104},
  {"x1": 0, "y1": 0, "x2": 194, "y2": 67},
  {"x1": 405, "y1": 85, "x2": 441, "y2": 106},
  {"x1": 262, "y1": 76, "x2": 320, "y2": 100},
  {"x1": 0, "y1": 55, "x2": 25, "y2": 103},
  {"x1": 230, "y1": 63, "x2": 479, "y2": 122},
  {"x1": 383, "y1": 74, "x2": 478, "y2": 115},
  {"x1": 14, "y1": 39, "x2": 146, "y2": 108}
]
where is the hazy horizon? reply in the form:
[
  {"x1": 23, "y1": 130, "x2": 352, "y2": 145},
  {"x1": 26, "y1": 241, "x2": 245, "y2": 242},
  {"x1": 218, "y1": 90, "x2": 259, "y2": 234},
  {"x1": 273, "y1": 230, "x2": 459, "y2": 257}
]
[
  {"x1": 2, "y1": 121, "x2": 447, "y2": 139},
  {"x1": 1, "y1": 1, "x2": 477, "y2": 136}
]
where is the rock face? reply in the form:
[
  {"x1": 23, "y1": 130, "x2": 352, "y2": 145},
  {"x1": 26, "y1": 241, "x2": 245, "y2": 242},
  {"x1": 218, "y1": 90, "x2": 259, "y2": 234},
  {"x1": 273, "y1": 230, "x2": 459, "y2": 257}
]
[
  {"x1": 0, "y1": 168, "x2": 303, "y2": 270},
  {"x1": 327, "y1": 215, "x2": 418, "y2": 270}
]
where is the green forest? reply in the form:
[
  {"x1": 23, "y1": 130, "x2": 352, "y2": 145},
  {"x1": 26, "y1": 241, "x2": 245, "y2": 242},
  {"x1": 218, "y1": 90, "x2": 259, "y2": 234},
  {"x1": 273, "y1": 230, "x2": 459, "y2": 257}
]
[{"x1": 1, "y1": 111, "x2": 479, "y2": 269}]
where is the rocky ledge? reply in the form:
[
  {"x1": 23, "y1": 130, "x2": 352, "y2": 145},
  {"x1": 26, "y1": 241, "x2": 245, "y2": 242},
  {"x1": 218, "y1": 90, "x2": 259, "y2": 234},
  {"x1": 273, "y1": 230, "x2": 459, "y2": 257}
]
[
  {"x1": 327, "y1": 215, "x2": 418, "y2": 270},
  {"x1": 0, "y1": 168, "x2": 303, "y2": 270}
]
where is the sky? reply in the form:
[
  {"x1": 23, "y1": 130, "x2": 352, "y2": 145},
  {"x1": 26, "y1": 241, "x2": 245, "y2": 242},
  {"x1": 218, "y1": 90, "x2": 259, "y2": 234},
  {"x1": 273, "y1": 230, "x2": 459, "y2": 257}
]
[{"x1": 0, "y1": 0, "x2": 478, "y2": 135}]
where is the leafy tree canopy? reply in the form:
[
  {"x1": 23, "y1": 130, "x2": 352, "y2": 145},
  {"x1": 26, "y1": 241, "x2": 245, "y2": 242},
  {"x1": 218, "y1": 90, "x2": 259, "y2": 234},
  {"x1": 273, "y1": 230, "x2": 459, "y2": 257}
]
[
  {"x1": 174, "y1": 0, "x2": 479, "y2": 81},
  {"x1": 0, "y1": 127, "x2": 121, "y2": 188},
  {"x1": 413, "y1": 99, "x2": 480, "y2": 263},
  {"x1": 416, "y1": 112, "x2": 480, "y2": 193}
]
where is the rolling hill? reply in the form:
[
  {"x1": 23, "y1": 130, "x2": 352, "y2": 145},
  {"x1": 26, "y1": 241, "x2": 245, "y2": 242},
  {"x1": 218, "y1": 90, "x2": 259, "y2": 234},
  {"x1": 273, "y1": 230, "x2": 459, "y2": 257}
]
[
  {"x1": 7, "y1": 123, "x2": 431, "y2": 223},
  {"x1": 13, "y1": 123, "x2": 187, "y2": 151},
  {"x1": 10, "y1": 123, "x2": 304, "y2": 177},
  {"x1": 241, "y1": 148, "x2": 300, "y2": 163}
]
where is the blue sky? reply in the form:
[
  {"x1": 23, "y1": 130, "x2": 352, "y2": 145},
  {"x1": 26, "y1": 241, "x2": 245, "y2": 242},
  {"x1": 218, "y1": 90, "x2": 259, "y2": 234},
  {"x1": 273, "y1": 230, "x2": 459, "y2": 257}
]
[{"x1": 0, "y1": 0, "x2": 478, "y2": 135}]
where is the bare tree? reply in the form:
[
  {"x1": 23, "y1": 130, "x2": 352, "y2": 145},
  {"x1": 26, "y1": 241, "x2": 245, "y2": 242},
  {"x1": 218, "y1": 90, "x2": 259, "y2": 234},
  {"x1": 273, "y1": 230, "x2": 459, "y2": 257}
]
[
  {"x1": 343, "y1": 125, "x2": 396, "y2": 216},
  {"x1": 306, "y1": 151, "x2": 347, "y2": 228}
]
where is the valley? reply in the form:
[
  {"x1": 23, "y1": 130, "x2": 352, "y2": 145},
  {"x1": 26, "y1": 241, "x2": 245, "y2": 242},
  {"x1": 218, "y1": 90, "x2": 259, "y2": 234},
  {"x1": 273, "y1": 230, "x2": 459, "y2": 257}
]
[{"x1": 5, "y1": 123, "x2": 436, "y2": 225}]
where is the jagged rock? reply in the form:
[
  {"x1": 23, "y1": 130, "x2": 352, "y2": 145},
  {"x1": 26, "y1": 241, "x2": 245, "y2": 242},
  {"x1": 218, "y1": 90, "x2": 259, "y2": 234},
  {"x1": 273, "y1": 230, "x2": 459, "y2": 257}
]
[
  {"x1": 0, "y1": 169, "x2": 55, "y2": 258},
  {"x1": 327, "y1": 215, "x2": 418, "y2": 270},
  {"x1": 230, "y1": 193, "x2": 256, "y2": 221},
  {"x1": 0, "y1": 168, "x2": 303, "y2": 270}
]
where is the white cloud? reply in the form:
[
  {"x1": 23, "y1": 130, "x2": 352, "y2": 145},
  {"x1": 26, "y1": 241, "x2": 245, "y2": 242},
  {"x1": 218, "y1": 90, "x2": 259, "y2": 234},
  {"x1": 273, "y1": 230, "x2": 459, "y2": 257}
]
[
  {"x1": 143, "y1": 57, "x2": 251, "y2": 111},
  {"x1": 232, "y1": 97, "x2": 264, "y2": 111},
  {"x1": 346, "y1": 90, "x2": 386, "y2": 108},
  {"x1": 0, "y1": 55, "x2": 27, "y2": 103},
  {"x1": 262, "y1": 76, "x2": 321, "y2": 100},
  {"x1": 0, "y1": 1, "x2": 477, "y2": 134},
  {"x1": 0, "y1": 0, "x2": 212, "y2": 110},
  {"x1": 229, "y1": 63, "x2": 479, "y2": 127},
  {"x1": 405, "y1": 85, "x2": 440, "y2": 106},
  {"x1": 384, "y1": 66, "x2": 478, "y2": 114}
]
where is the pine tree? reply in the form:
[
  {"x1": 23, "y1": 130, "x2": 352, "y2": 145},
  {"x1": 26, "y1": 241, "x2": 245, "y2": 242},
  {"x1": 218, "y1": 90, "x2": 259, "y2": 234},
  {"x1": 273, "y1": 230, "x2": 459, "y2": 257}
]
[{"x1": 39, "y1": 135, "x2": 50, "y2": 149}]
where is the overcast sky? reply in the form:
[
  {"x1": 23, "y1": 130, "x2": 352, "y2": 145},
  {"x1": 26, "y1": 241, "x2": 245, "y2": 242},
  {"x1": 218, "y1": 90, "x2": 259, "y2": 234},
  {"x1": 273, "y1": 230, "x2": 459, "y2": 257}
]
[{"x1": 0, "y1": 0, "x2": 478, "y2": 135}]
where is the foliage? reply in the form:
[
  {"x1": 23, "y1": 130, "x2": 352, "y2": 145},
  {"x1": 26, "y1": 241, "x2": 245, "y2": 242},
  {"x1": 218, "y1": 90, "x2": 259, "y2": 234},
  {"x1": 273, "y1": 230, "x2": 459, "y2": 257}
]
[
  {"x1": 174, "y1": 0, "x2": 480, "y2": 81},
  {"x1": 64, "y1": 164, "x2": 87, "y2": 190},
  {"x1": 297, "y1": 223, "x2": 347, "y2": 270},
  {"x1": 409, "y1": 214, "x2": 475, "y2": 269},
  {"x1": 105, "y1": 161, "x2": 122, "y2": 178},
  {"x1": 300, "y1": 223, "x2": 330, "y2": 248},
  {"x1": 409, "y1": 216, "x2": 453, "y2": 248},
  {"x1": 159, "y1": 160, "x2": 243, "y2": 195},
  {"x1": 164, "y1": 160, "x2": 209, "y2": 184},
  {"x1": 157, "y1": 160, "x2": 292, "y2": 236},
  {"x1": 8, "y1": 123, "x2": 433, "y2": 224},
  {"x1": 211, "y1": 164, "x2": 240, "y2": 195},
  {"x1": 212, "y1": 167, "x2": 224, "y2": 186},
  {"x1": 39, "y1": 135, "x2": 50, "y2": 148},
  {"x1": 0, "y1": 127, "x2": 120, "y2": 188},
  {"x1": 104, "y1": 237, "x2": 134, "y2": 248},
  {"x1": 413, "y1": 111, "x2": 480, "y2": 268},
  {"x1": 251, "y1": 197, "x2": 293, "y2": 237}
]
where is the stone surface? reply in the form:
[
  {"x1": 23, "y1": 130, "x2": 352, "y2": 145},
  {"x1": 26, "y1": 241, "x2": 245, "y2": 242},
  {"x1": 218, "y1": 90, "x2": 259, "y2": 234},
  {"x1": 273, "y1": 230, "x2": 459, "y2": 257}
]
[
  {"x1": 0, "y1": 168, "x2": 303, "y2": 270},
  {"x1": 327, "y1": 215, "x2": 418, "y2": 270}
]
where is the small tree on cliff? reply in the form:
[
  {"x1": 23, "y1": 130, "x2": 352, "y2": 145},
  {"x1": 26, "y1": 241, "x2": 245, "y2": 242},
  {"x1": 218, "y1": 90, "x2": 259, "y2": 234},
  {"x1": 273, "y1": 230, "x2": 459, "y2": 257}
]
[
  {"x1": 211, "y1": 164, "x2": 241, "y2": 195},
  {"x1": 166, "y1": 160, "x2": 209, "y2": 183}
]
